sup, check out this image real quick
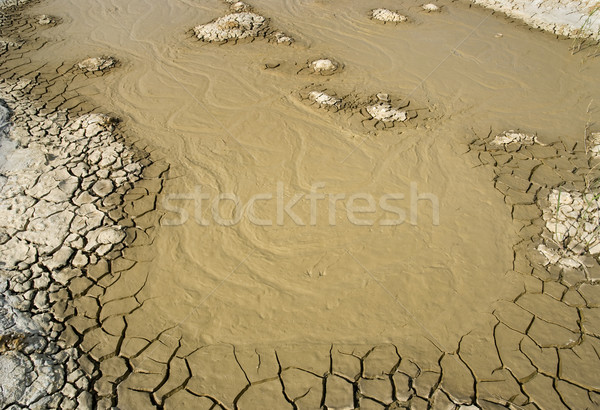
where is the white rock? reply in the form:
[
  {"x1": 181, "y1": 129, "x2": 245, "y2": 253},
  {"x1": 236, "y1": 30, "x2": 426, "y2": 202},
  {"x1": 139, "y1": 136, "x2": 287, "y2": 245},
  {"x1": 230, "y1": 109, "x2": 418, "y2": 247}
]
[
  {"x1": 37, "y1": 15, "x2": 52, "y2": 25},
  {"x1": 492, "y1": 130, "x2": 538, "y2": 145},
  {"x1": 308, "y1": 91, "x2": 341, "y2": 107},
  {"x1": 310, "y1": 59, "x2": 338, "y2": 73},
  {"x1": 371, "y1": 8, "x2": 407, "y2": 22},
  {"x1": 71, "y1": 251, "x2": 88, "y2": 268},
  {"x1": 194, "y1": 13, "x2": 267, "y2": 42},
  {"x1": 43, "y1": 246, "x2": 74, "y2": 271},
  {"x1": 422, "y1": 3, "x2": 440, "y2": 12},
  {"x1": 78, "y1": 57, "x2": 116, "y2": 73},
  {"x1": 272, "y1": 31, "x2": 293, "y2": 44},
  {"x1": 230, "y1": 1, "x2": 251, "y2": 12},
  {"x1": 366, "y1": 102, "x2": 408, "y2": 122}
]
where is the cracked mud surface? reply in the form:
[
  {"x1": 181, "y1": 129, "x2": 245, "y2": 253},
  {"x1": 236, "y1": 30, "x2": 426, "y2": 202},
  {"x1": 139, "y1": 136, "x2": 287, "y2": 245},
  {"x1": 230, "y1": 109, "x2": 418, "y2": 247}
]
[
  {"x1": 469, "y1": 0, "x2": 600, "y2": 40},
  {"x1": 1, "y1": 0, "x2": 600, "y2": 408}
]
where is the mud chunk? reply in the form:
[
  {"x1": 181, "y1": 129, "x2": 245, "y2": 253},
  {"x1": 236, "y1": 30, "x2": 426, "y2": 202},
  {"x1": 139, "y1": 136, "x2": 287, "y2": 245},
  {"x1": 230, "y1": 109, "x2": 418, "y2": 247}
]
[
  {"x1": 309, "y1": 91, "x2": 341, "y2": 107},
  {"x1": 194, "y1": 12, "x2": 267, "y2": 42},
  {"x1": 366, "y1": 102, "x2": 407, "y2": 122},
  {"x1": 422, "y1": 3, "x2": 440, "y2": 12},
  {"x1": 371, "y1": 8, "x2": 407, "y2": 22},
  {"x1": 78, "y1": 57, "x2": 116, "y2": 73},
  {"x1": 311, "y1": 58, "x2": 339, "y2": 73}
]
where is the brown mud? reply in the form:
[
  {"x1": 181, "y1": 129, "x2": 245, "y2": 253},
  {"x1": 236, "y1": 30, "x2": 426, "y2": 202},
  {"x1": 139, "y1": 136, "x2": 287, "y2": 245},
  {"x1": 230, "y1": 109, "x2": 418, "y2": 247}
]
[{"x1": 1, "y1": 0, "x2": 600, "y2": 408}]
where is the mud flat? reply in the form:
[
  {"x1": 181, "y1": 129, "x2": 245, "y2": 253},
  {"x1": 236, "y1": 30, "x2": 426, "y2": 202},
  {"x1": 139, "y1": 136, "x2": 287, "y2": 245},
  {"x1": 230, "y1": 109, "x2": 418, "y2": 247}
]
[{"x1": 1, "y1": 0, "x2": 600, "y2": 408}]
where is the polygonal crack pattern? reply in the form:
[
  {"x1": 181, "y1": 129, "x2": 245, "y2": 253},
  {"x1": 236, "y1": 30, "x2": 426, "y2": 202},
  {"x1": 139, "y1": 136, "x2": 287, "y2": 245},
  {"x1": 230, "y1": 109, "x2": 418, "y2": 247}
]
[{"x1": 1, "y1": 0, "x2": 600, "y2": 409}]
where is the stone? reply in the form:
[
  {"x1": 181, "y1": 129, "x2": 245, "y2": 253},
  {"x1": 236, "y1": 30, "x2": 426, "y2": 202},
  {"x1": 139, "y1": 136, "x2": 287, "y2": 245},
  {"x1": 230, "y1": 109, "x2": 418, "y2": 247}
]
[
  {"x1": 366, "y1": 102, "x2": 407, "y2": 122},
  {"x1": 71, "y1": 251, "x2": 88, "y2": 268},
  {"x1": 78, "y1": 57, "x2": 116, "y2": 73},
  {"x1": 194, "y1": 13, "x2": 267, "y2": 42},
  {"x1": 371, "y1": 9, "x2": 407, "y2": 23},
  {"x1": 492, "y1": 131, "x2": 537, "y2": 145},
  {"x1": 309, "y1": 91, "x2": 341, "y2": 107},
  {"x1": 43, "y1": 246, "x2": 74, "y2": 271},
  {"x1": 37, "y1": 15, "x2": 53, "y2": 25},
  {"x1": 310, "y1": 58, "x2": 339, "y2": 73},
  {"x1": 422, "y1": 3, "x2": 441, "y2": 12}
]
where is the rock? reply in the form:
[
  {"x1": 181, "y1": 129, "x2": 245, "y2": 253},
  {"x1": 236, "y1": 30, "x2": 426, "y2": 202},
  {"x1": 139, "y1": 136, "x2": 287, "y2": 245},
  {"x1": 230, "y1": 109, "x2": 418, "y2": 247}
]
[
  {"x1": 194, "y1": 13, "x2": 267, "y2": 42},
  {"x1": 71, "y1": 251, "x2": 88, "y2": 268},
  {"x1": 422, "y1": 3, "x2": 440, "y2": 12},
  {"x1": 272, "y1": 31, "x2": 293, "y2": 44},
  {"x1": 229, "y1": 1, "x2": 251, "y2": 12},
  {"x1": 43, "y1": 246, "x2": 74, "y2": 271},
  {"x1": 36, "y1": 15, "x2": 52, "y2": 25},
  {"x1": 78, "y1": 57, "x2": 116, "y2": 73},
  {"x1": 308, "y1": 91, "x2": 341, "y2": 107},
  {"x1": 371, "y1": 9, "x2": 407, "y2": 22},
  {"x1": 310, "y1": 58, "x2": 339, "y2": 73},
  {"x1": 366, "y1": 102, "x2": 407, "y2": 122},
  {"x1": 492, "y1": 130, "x2": 538, "y2": 145}
]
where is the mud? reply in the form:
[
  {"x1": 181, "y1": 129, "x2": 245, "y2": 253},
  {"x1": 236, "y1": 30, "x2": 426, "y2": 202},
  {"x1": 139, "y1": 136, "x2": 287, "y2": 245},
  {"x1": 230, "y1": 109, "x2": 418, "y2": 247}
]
[{"x1": 0, "y1": 0, "x2": 600, "y2": 408}]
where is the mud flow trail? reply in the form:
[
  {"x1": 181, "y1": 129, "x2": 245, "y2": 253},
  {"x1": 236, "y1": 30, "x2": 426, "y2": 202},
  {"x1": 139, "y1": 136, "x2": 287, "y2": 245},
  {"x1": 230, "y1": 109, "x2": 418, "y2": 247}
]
[{"x1": 0, "y1": 0, "x2": 600, "y2": 408}]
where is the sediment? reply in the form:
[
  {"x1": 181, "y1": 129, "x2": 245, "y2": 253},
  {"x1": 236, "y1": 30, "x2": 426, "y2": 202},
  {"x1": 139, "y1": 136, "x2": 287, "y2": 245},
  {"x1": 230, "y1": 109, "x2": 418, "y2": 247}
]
[{"x1": 1, "y1": 0, "x2": 599, "y2": 408}]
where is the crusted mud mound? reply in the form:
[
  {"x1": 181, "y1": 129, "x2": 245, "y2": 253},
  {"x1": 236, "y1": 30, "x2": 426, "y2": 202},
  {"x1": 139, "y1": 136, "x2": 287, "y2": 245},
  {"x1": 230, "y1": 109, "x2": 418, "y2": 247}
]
[
  {"x1": 194, "y1": 12, "x2": 267, "y2": 42},
  {"x1": 300, "y1": 87, "x2": 421, "y2": 129},
  {"x1": 295, "y1": 58, "x2": 343, "y2": 76},
  {"x1": 370, "y1": 9, "x2": 408, "y2": 23},
  {"x1": 422, "y1": 3, "x2": 441, "y2": 12},
  {"x1": 77, "y1": 57, "x2": 116, "y2": 74},
  {"x1": 194, "y1": 0, "x2": 294, "y2": 44}
]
